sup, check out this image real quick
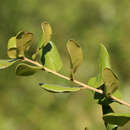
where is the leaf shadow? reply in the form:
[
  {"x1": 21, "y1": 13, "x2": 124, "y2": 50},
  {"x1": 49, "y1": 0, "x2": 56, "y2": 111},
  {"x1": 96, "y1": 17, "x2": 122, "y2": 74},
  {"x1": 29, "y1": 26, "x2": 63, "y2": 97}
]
[{"x1": 41, "y1": 42, "x2": 52, "y2": 65}]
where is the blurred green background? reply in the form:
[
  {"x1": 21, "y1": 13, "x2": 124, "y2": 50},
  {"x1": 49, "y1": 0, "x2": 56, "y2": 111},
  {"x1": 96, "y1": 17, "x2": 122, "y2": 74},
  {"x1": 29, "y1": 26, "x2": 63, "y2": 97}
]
[{"x1": 0, "y1": 0, "x2": 130, "y2": 130}]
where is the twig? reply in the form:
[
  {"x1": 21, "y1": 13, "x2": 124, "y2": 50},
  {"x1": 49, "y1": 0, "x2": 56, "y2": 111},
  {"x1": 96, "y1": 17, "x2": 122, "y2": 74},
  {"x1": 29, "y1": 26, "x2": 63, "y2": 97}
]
[
  {"x1": 24, "y1": 57, "x2": 130, "y2": 108},
  {"x1": 110, "y1": 95, "x2": 130, "y2": 107}
]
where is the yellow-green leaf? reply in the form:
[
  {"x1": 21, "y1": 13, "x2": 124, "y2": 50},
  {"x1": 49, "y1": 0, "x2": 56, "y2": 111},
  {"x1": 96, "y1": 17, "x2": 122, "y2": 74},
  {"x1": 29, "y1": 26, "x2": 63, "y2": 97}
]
[
  {"x1": 41, "y1": 22, "x2": 52, "y2": 47},
  {"x1": 15, "y1": 63, "x2": 41, "y2": 76},
  {"x1": 8, "y1": 37, "x2": 17, "y2": 58},
  {"x1": 16, "y1": 31, "x2": 33, "y2": 57},
  {"x1": 37, "y1": 22, "x2": 52, "y2": 49},
  {"x1": 103, "y1": 68, "x2": 119, "y2": 96},
  {"x1": 66, "y1": 40, "x2": 83, "y2": 79},
  {"x1": 32, "y1": 22, "x2": 52, "y2": 60},
  {"x1": 40, "y1": 83, "x2": 81, "y2": 93}
]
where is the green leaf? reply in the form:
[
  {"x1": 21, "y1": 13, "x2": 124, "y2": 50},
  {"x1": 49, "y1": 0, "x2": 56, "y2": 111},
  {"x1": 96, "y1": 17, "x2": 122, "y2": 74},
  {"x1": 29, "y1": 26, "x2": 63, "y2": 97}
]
[
  {"x1": 8, "y1": 36, "x2": 17, "y2": 58},
  {"x1": 88, "y1": 44, "x2": 111, "y2": 89},
  {"x1": 103, "y1": 113, "x2": 130, "y2": 126},
  {"x1": 99, "y1": 44, "x2": 111, "y2": 74},
  {"x1": 113, "y1": 90, "x2": 122, "y2": 99},
  {"x1": 88, "y1": 77, "x2": 96, "y2": 87},
  {"x1": 32, "y1": 22, "x2": 52, "y2": 60},
  {"x1": 97, "y1": 44, "x2": 111, "y2": 87},
  {"x1": 88, "y1": 77, "x2": 102, "y2": 88},
  {"x1": 0, "y1": 59, "x2": 18, "y2": 69},
  {"x1": 106, "y1": 124, "x2": 118, "y2": 130},
  {"x1": 15, "y1": 63, "x2": 41, "y2": 76},
  {"x1": 102, "y1": 103, "x2": 118, "y2": 130},
  {"x1": 16, "y1": 31, "x2": 33, "y2": 57},
  {"x1": 40, "y1": 83, "x2": 81, "y2": 93},
  {"x1": 66, "y1": 40, "x2": 83, "y2": 79},
  {"x1": 41, "y1": 41, "x2": 62, "y2": 72},
  {"x1": 103, "y1": 68, "x2": 119, "y2": 96}
]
